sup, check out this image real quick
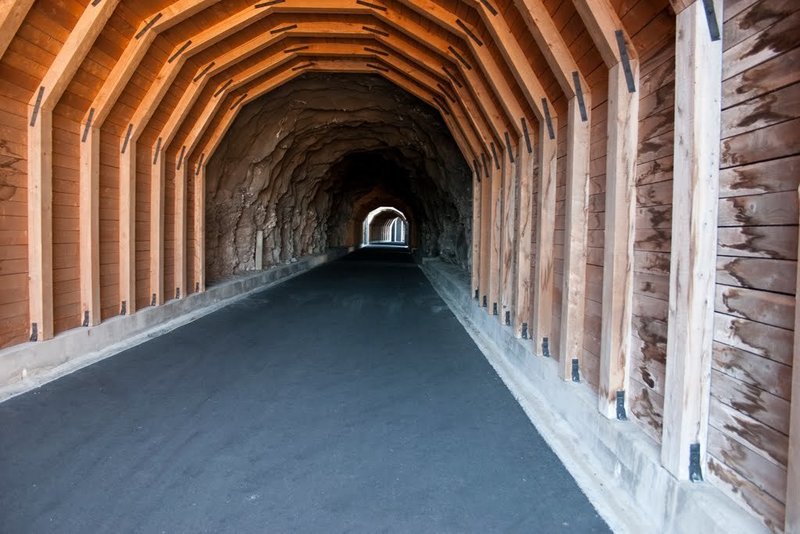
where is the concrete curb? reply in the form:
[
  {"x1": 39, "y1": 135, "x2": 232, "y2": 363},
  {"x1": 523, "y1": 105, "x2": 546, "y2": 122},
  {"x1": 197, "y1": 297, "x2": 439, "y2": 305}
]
[
  {"x1": 0, "y1": 248, "x2": 352, "y2": 403},
  {"x1": 421, "y1": 258, "x2": 766, "y2": 534}
]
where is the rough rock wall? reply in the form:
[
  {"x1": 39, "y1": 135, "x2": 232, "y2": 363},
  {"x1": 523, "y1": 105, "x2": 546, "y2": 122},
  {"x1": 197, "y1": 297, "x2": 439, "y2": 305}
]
[{"x1": 205, "y1": 73, "x2": 471, "y2": 282}]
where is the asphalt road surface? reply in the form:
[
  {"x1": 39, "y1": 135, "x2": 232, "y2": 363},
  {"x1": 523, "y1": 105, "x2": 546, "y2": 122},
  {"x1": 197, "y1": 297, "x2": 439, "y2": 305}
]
[{"x1": 0, "y1": 247, "x2": 609, "y2": 533}]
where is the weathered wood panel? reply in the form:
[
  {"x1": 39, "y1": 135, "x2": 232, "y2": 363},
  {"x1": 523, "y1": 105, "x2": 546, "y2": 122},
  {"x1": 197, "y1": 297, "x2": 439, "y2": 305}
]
[{"x1": 710, "y1": 1, "x2": 799, "y2": 527}]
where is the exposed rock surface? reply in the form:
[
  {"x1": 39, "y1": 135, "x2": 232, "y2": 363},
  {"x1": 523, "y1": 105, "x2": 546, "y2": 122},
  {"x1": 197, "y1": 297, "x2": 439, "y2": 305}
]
[{"x1": 205, "y1": 73, "x2": 471, "y2": 282}]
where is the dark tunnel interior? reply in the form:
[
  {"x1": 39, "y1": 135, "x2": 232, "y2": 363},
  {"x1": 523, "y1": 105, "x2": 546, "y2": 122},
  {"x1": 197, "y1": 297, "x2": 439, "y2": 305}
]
[{"x1": 204, "y1": 73, "x2": 473, "y2": 282}]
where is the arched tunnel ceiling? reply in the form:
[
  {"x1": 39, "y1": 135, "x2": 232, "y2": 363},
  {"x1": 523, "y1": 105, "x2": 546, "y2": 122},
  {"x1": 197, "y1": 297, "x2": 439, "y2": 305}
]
[
  {"x1": 1, "y1": 0, "x2": 675, "y2": 335},
  {"x1": 9, "y1": 0, "x2": 670, "y2": 187}
]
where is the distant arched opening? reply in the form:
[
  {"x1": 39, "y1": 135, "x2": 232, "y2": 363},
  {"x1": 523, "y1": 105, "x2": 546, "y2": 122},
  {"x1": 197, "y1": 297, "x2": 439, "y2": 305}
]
[{"x1": 362, "y1": 207, "x2": 409, "y2": 247}]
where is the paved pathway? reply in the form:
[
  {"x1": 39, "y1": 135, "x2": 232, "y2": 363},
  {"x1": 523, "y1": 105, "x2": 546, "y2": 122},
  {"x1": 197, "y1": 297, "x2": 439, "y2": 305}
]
[{"x1": 0, "y1": 248, "x2": 609, "y2": 533}]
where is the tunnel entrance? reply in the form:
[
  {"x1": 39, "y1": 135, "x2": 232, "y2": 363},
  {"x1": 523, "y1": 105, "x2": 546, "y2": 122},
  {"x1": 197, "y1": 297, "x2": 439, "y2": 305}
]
[
  {"x1": 362, "y1": 207, "x2": 409, "y2": 247},
  {"x1": 204, "y1": 73, "x2": 472, "y2": 283}
]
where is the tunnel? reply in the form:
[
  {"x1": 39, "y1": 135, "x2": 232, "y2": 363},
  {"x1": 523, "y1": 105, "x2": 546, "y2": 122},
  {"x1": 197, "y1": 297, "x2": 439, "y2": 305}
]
[
  {"x1": 0, "y1": 0, "x2": 798, "y2": 532},
  {"x1": 204, "y1": 73, "x2": 470, "y2": 282}
]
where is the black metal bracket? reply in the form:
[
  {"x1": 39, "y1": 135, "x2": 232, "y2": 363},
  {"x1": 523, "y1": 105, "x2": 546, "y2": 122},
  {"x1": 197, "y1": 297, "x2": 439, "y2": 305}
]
[
  {"x1": 482, "y1": 295, "x2": 488, "y2": 308},
  {"x1": 152, "y1": 137, "x2": 162, "y2": 165},
  {"x1": 615, "y1": 30, "x2": 636, "y2": 93},
  {"x1": 83, "y1": 310, "x2": 90, "y2": 327},
  {"x1": 193, "y1": 62, "x2": 215, "y2": 82},
  {"x1": 30, "y1": 322, "x2": 38, "y2": 342},
  {"x1": 521, "y1": 322, "x2": 528, "y2": 339},
  {"x1": 490, "y1": 142, "x2": 500, "y2": 170},
  {"x1": 135, "y1": 13, "x2": 162, "y2": 39},
  {"x1": 121, "y1": 124, "x2": 133, "y2": 154},
  {"x1": 616, "y1": 390, "x2": 628, "y2": 421},
  {"x1": 120, "y1": 300, "x2": 127, "y2": 316},
  {"x1": 474, "y1": 288, "x2": 479, "y2": 300},
  {"x1": 541, "y1": 99, "x2": 555, "y2": 140},
  {"x1": 541, "y1": 337, "x2": 550, "y2": 358},
  {"x1": 195, "y1": 282, "x2": 200, "y2": 293},
  {"x1": 571, "y1": 358, "x2": 580, "y2": 383},
  {"x1": 505, "y1": 311, "x2": 511, "y2": 326},
  {"x1": 151, "y1": 293, "x2": 157, "y2": 307},
  {"x1": 689, "y1": 443, "x2": 704, "y2": 482},
  {"x1": 504, "y1": 131, "x2": 515, "y2": 163},
  {"x1": 30, "y1": 86, "x2": 45, "y2": 127},
  {"x1": 572, "y1": 71, "x2": 588, "y2": 122},
  {"x1": 176, "y1": 287, "x2": 181, "y2": 299},
  {"x1": 480, "y1": 152, "x2": 490, "y2": 177},
  {"x1": 702, "y1": 0, "x2": 721, "y2": 41},
  {"x1": 168, "y1": 40, "x2": 192, "y2": 63},
  {"x1": 492, "y1": 302, "x2": 498, "y2": 316},
  {"x1": 521, "y1": 117, "x2": 533, "y2": 154},
  {"x1": 82, "y1": 107, "x2": 95, "y2": 142}
]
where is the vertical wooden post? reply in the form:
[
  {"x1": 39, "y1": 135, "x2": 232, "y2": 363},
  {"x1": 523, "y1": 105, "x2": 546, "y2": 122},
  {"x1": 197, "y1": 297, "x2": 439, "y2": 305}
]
[
  {"x1": 150, "y1": 150, "x2": 165, "y2": 305},
  {"x1": 255, "y1": 229, "x2": 264, "y2": 271},
  {"x1": 480, "y1": 157, "x2": 492, "y2": 310},
  {"x1": 119, "y1": 140, "x2": 136, "y2": 313},
  {"x1": 515, "y1": 130, "x2": 534, "y2": 338},
  {"x1": 560, "y1": 95, "x2": 590, "y2": 379},
  {"x1": 175, "y1": 161, "x2": 187, "y2": 298},
  {"x1": 26, "y1": 0, "x2": 119, "y2": 339},
  {"x1": 27, "y1": 108, "x2": 54, "y2": 341},
  {"x1": 787, "y1": 187, "x2": 800, "y2": 532},
  {"x1": 489, "y1": 150, "x2": 503, "y2": 317},
  {"x1": 661, "y1": 0, "x2": 722, "y2": 479},
  {"x1": 471, "y1": 168, "x2": 481, "y2": 299},
  {"x1": 194, "y1": 162, "x2": 206, "y2": 293},
  {"x1": 79, "y1": 128, "x2": 101, "y2": 325},
  {"x1": 597, "y1": 60, "x2": 639, "y2": 418},
  {"x1": 501, "y1": 139, "x2": 518, "y2": 325},
  {"x1": 532, "y1": 127, "x2": 557, "y2": 353}
]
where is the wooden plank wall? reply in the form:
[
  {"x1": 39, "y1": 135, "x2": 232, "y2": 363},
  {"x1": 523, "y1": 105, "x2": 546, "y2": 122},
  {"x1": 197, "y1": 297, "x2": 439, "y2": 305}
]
[
  {"x1": 628, "y1": 9, "x2": 676, "y2": 443},
  {"x1": 540, "y1": 0, "x2": 608, "y2": 388},
  {"x1": 551, "y1": 115, "x2": 568, "y2": 360},
  {"x1": 706, "y1": 0, "x2": 800, "y2": 530},
  {"x1": 0, "y1": 0, "x2": 86, "y2": 348}
]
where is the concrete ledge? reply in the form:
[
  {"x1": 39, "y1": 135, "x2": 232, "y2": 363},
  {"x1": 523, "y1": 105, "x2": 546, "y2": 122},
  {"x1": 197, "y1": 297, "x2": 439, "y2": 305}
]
[
  {"x1": 421, "y1": 258, "x2": 766, "y2": 534},
  {"x1": 0, "y1": 248, "x2": 352, "y2": 402}
]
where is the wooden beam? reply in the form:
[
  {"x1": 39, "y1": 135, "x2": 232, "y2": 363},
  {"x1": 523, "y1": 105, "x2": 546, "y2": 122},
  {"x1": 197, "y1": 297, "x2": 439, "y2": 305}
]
[
  {"x1": 787, "y1": 185, "x2": 800, "y2": 532},
  {"x1": 661, "y1": 0, "x2": 722, "y2": 481},
  {"x1": 119, "y1": 136, "x2": 135, "y2": 314},
  {"x1": 560, "y1": 94, "x2": 590, "y2": 379},
  {"x1": 150, "y1": 148, "x2": 165, "y2": 306},
  {"x1": 0, "y1": 0, "x2": 35, "y2": 61},
  {"x1": 28, "y1": 0, "x2": 120, "y2": 340},
  {"x1": 489, "y1": 146, "x2": 503, "y2": 317},
  {"x1": 471, "y1": 167, "x2": 481, "y2": 299},
  {"x1": 399, "y1": 0, "x2": 532, "y2": 133},
  {"x1": 500, "y1": 138, "x2": 518, "y2": 326},
  {"x1": 572, "y1": 0, "x2": 633, "y2": 67},
  {"x1": 514, "y1": 131, "x2": 534, "y2": 338},
  {"x1": 480, "y1": 154, "x2": 493, "y2": 310},
  {"x1": 572, "y1": 0, "x2": 639, "y2": 417},
  {"x1": 512, "y1": 0, "x2": 594, "y2": 362},
  {"x1": 78, "y1": 124, "x2": 101, "y2": 326},
  {"x1": 79, "y1": 0, "x2": 219, "y2": 313},
  {"x1": 597, "y1": 59, "x2": 639, "y2": 418},
  {"x1": 532, "y1": 127, "x2": 558, "y2": 354}
]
